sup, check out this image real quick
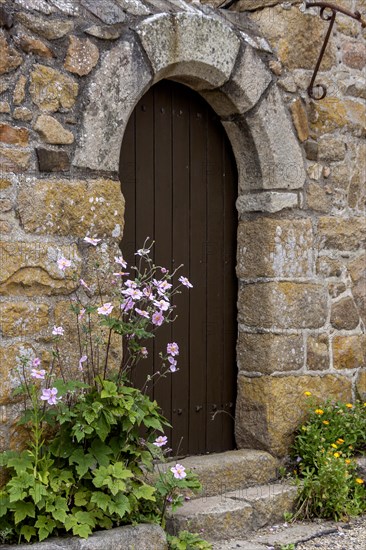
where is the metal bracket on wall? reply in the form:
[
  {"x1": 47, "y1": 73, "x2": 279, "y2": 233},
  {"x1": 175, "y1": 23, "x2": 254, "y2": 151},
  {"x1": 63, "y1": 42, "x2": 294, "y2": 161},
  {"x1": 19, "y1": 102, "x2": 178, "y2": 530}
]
[{"x1": 305, "y1": 1, "x2": 366, "y2": 100}]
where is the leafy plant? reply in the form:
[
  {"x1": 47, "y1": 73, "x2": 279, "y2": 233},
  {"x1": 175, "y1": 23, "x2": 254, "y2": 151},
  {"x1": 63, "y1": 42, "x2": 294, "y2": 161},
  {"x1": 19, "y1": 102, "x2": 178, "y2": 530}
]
[
  {"x1": 0, "y1": 527, "x2": 14, "y2": 545},
  {"x1": 291, "y1": 394, "x2": 366, "y2": 520},
  {"x1": 167, "y1": 530, "x2": 212, "y2": 550},
  {"x1": 293, "y1": 398, "x2": 366, "y2": 470},
  {"x1": 0, "y1": 372, "x2": 194, "y2": 543},
  {"x1": 0, "y1": 240, "x2": 208, "y2": 545},
  {"x1": 283, "y1": 511, "x2": 293, "y2": 522},
  {"x1": 154, "y1": 466, "x2": 201, "y2": 524}
]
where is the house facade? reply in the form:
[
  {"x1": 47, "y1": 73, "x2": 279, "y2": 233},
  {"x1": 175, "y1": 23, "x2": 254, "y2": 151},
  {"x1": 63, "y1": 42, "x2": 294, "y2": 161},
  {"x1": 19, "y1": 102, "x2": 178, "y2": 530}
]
[{"x1": 0, "y1": 0, "x2": 365, "y2": 457}]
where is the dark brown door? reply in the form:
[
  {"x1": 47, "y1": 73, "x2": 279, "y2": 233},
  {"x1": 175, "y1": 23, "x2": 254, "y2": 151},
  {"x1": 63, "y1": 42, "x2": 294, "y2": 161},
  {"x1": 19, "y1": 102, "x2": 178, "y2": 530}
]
[{"x1": 119, "y1": 80, "x2": 237, "y2": 455}]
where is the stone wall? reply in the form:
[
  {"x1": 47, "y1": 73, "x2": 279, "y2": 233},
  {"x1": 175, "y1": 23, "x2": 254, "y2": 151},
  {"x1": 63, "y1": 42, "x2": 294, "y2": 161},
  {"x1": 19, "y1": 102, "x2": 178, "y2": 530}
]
[
  {"x1": 0, "y1": 0, "x2": 365, "y2": 457},
  {"x1": 230, "y1": 0, "x2": 366, "y2": 455}
]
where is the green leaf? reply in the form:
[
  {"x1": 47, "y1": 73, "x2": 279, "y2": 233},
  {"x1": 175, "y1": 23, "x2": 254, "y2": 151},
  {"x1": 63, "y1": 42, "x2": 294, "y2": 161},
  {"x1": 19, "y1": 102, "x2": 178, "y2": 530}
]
[
  {"x1": 92, "y1": 401, "x2": 103, "y2": 413},
  {"x1": 13, "y1": 501, "x2": 35, "y2": 524},
  {"x1": 74, "y1": 510, "x2": 96, "y2": 527},
  {"x1": 64, "y1": 514, "x2": 77, "y2": 532},
  {"x1": 109, "y1": 462, "x2": 134, "y2": 480},
  {"x1": 83, "y1": 408, "x2": 98, "y2": 425},
  {"x1": 90, "y1": 439, "x2": 113, "y2": 467},
  {"x1": 35, "y1": 516, "x2": 56, "y2": 541},
  {"x1": 69, "y1": 449, "x2": 96, "y2": 477},
  {"x1": 49, "y1": 496, "x2": 69, "y2": 523},
  {"x1": 95, "y1": 514, "x2": 113, "y2": 530},
  {"x1": 140, "y1": 450, "x2": 155, "y2": 470},
  {"x1": 7, "y1": 473, "x2": 33, "y2": 502},
  {"x1": 29, "y1": 482, "x2": 48, "y2": 505},
  {"x1": 108, "y1": 493, "x2": 130, "y2": 518},
  {"x1": 100, "y1": 380, "x2": 117, "y2": 398},
  {"x1": 49, "y1": 468, "x2": 75, "y2": 492},
  {"x1": 36, "y1": 468, "x2": 50, "y2": 485},
  {"x1": 74, "y1": 489, "x2": 91, "y2": 507},
  {"x1": 52, "y1": 508, "x2": 67, "y2": 523},
  {"x1": 8, "y1": 462, "x2": 34, "y2": 481},
  {"x1": 93, "y1": 414, "x2": 110, "y2": 442},
  {"x1": 90, "y1": 491, "x2": 111, "y2": 512},
  {"x1": 8, "y1": 486, "x2": 27, "y2": 503},
  {"x1": 20, "y1": 525, "x2": 36, "y2": 543},
  {"x1": 92, "y1": 464, "x2": 132, "y2": 496},
  {"x1": 143, "y1": 416, "x2": 163, "y2": 430},
  {"x1": 0, "y1": 491, "x2": 10, "y2": 517},
  {"x1": 133, "y1": 483, "x2": 156, "y2": 502},
  {"x1": 71, "y1": 423, "x2": 87, "y2": 443},
  {"x1": 72, "y1": 522, "x2": 92, "y2": 539},
  {"x1": 49, "y1": 436, "x2": 75, "y2": 458},
  {"x1": 7, "y1": 454, "x2": 34, "y2": 474},
  {"x1": 92, "y1": 466, "x2": 110, "y2": 489},
  {"x1": 0, "y1": 450, "x2": 16, "y2": 467}
]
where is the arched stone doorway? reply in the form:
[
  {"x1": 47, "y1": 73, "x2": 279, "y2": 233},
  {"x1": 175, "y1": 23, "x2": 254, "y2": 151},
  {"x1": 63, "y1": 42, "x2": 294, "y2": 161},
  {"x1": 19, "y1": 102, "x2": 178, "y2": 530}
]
[
  {"x1": 119, "y1": 79, "x2": 238, "y2": 455},
  {"x1": 73, "y1": 11, "x2": 306, "y2": 456}
]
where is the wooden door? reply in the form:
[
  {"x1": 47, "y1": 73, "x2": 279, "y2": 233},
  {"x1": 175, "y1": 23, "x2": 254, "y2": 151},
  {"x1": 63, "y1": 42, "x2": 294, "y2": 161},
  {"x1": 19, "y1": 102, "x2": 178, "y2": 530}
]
[{"x1": 119, "y1": 80, "x2": 237, "y2": 455}]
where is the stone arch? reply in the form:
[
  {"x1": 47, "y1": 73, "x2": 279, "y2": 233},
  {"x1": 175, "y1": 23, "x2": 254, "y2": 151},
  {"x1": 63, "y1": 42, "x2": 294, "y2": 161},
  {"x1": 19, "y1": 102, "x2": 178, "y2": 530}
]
[
  {"x1": 72, "y1": 10, "x2": 307, "y2": 456},
  {"x1": 73, "y1": 11, "x2": 305, "y2": 193}
]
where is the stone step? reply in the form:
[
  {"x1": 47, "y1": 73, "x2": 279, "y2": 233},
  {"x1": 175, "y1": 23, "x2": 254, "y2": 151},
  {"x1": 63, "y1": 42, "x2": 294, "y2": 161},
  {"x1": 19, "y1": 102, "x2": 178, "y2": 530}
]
[
  {"x1": 161, "y1": 449, "x2": 280, "y2": 498},
  {"x1": 167, "y1": 482, "x2": 297, "y2": 542}
]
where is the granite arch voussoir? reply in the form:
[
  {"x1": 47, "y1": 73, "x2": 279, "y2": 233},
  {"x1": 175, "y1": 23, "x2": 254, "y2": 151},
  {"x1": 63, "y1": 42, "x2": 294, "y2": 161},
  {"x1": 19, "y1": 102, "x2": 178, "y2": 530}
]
[
  {"x1": 243, "y1": 86, "x2": 306, "y2": 190},
  {"x1": 200, "y1": 44, "x2": 273, "y2": 116},
  {"x1": 135, "y1": 12, "x2": 241, "y2": 90},
  {"x1": 73, "y1": 35, "x2": 153, "y2": 173}
]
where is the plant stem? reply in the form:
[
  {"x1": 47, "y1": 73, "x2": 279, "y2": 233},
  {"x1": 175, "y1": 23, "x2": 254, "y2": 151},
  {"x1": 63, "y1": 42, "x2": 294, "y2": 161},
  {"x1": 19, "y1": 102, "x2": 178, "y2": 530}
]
[{"x1": 103, "y1": 328, "x2": 112, "y2": 380}]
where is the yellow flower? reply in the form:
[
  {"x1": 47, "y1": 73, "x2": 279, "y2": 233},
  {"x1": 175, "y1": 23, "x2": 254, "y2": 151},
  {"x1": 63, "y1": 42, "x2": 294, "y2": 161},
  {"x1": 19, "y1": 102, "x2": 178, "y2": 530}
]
[
  {"x1": 304, "y1": 391, "x2": 312, "y2": 396},
  {"x1": 355, "y1": 478, "x2": 364, "y2": 484},
  {"x1": 331, "y1": 443, "x2": 338, "y2": 449},
  {"x1": 349, "y1": 445, "x2": 353, "y2": 449},
  {"x1": 363, "y1": 403, "x2": 366, "y2": 407},
  {"x1": 334, "y1": 452, "x2": 340, "y2": 458},
  {"x1": 345, "y1": 459, "x2": 351, "y2": 464},
  {"x1": 345, "y1": 403, "x2": 353, "y2": 408},
  {"x1": 301, "y1": 426, "x2": 307, "y2": 431},
  {"x1": 336, "y1": 438, "x2": 345, "y2": 445},
  {"x1": 322, "y1": 420, "x2": 329, "y2": 425},
  {"x1": 315, "y1": 409, "x2": 324, "y2": 415}
]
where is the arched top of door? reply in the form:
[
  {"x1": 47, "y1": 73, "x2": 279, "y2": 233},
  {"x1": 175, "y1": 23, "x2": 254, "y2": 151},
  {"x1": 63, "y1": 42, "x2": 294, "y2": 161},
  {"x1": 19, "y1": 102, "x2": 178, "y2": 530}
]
[{"x1": 73, "y1": 11, "x2": 305, "y2": 192}]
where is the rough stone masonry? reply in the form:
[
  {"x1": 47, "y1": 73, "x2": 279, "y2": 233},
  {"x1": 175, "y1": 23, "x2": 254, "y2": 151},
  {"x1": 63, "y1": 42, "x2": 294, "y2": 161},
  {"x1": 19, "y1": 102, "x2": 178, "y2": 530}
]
[{"x1": 0, "y1": 0, "x2": 365, "y2": 457}]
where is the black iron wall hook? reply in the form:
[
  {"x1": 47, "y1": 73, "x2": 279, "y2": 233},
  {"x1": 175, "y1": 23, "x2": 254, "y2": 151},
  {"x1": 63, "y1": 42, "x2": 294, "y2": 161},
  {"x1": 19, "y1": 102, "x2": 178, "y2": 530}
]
[{"x1": 305, "y1": 1, "x2": 366, "y2": 100}]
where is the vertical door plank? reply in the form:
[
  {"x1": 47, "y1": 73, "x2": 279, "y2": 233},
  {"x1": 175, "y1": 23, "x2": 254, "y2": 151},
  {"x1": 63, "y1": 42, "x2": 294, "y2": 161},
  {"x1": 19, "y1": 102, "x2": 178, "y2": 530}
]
[
  {"x1": 171, "y1": 87, "x2": 191, "y2": 456},
  {"x1": 206, "y1": 116, "x2": 225, "y2": 453},
  {"x1": 153, "y1": 82, "x2": 174, "y2": 441},
  {"x1": 188, "y1": 96, "x2": 208, "y2": 455},
  {"x1": 133, "y1": 91, "x2": 155, "y2": 391}
]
